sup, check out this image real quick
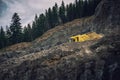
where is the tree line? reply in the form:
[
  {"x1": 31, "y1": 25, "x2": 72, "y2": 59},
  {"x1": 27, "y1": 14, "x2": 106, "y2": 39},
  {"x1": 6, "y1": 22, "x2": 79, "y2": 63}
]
[{"x1": 0, "y1": 0, "x2": 101, "y2": 49}]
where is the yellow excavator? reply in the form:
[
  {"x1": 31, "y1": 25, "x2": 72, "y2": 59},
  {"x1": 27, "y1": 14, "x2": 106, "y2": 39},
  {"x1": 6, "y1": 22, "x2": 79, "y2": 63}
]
[{"x1": 70, "y1": 32, "x2": 103, "y2": 42}]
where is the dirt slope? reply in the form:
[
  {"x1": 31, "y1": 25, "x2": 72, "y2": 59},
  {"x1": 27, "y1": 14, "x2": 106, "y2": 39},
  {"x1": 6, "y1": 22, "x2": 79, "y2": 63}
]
[{"x1": 0, "y1": 34, "x2": 120, "y2": 80}]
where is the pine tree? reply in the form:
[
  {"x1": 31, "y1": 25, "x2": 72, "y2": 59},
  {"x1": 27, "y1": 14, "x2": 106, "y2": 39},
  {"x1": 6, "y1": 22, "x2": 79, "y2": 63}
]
[
  {"x1": 59, "y1": 1, "x2": 67, "y2": 23},
  {"x1": 47, "y1": 8, "x2": 54, "y2": 28},
  {"x1": 32, "y1": 21, "x2": 37, "y2": 39},
  {"x1": 38, "y1": 14, "x2": 46, "y2": 35},
  {"x1": 82, "y1": 0, "x2": 89, "y2": 17},
  {"x1": 0, "y1": 27, "x2": 6, "y2": 48},
  {"x1": 10, "y1": 13, "x2": 22, "y2": 44},
  {"x1": 77, "y1": 0, "x2": 84, "y2": 18},
  {"x1": 27, "y1": 24, "x2": 33, "y2": 41},
  {"x1": 45, "y1": 10, "x2": 51, "y2": 30},
  {"x1": 52, "y1": 3, "x2": 59, "y2": 26},
  {"x1": 66, "y1": 3, "x2": 74, "y2": 21},
  {"x1": 23, "y1": 24, "x2": 32, "y2": 42},
  {"x1": 6, "y1": 26, "x2": 11, "y2": 45},
  {"x1": 31, "y1": 14, "x2": 38, "y2": 39},
  {"x1": 72, "y1": 4, "x2": 77, "y2": 19}
]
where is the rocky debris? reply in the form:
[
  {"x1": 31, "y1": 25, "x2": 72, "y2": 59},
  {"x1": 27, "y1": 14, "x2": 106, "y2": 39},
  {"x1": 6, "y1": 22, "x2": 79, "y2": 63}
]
[
  {"x1": 0, "y1": 41, "x2": 94, "y2": 69},
  {"x1": 0, "y1": 42, "x2": 32, "y2": 52},
  {"x1": 0, "y1": 34, "x2": 120, "y2": 80}
]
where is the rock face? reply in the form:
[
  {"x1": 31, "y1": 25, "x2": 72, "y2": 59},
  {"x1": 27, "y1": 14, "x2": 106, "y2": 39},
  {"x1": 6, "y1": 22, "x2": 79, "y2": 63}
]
[
  {"x1": 0, "y1": 0, "x2": 120, "y2": 80},
  {"x1": 92, "y1": 0, "x2": 120, "y2": 33},
  {"x1": 95, "y1": 0, "x2": 120, "y2": 24}
]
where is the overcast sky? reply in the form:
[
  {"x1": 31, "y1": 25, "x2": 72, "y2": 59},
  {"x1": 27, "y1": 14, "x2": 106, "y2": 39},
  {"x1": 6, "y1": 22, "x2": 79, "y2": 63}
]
[{"x1": 0, "y1": 0, "x2": 74, "y2": 28}]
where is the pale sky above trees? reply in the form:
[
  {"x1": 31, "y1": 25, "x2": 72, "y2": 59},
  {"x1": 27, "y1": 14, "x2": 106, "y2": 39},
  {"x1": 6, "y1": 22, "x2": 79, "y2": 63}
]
[{"x1": 0, "y1": 0, "x2": 74, "y2": 28}]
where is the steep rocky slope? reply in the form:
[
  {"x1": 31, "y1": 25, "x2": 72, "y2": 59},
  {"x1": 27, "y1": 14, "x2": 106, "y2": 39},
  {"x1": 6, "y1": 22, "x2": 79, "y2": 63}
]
[
  {"x1": 92, "y1": 0, "x2": 120, "y2": 33},
  {"x1": 0, "y1": 0, "x2": 120, "y2": 80},
  {"x1": 0, "y1": 34, "x2": 120, "y2": 80}
]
